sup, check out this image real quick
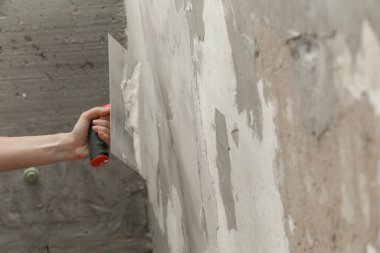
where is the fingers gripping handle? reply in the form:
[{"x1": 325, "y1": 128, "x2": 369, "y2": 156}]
[
  {"x1": 88, "y1": 104, "x2": 110, "y2": 167},
  {"x1": 88, "y1": 122, "x2": 109, "y2": 167}
]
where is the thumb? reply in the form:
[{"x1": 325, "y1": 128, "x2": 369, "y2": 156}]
[{"x1": 80, "y1": 106, "x2": 110, "y2": 122}]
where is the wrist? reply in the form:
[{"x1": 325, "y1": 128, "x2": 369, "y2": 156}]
[{"x1": 59, "y1": 132, "x2": 84, "y2": 160}]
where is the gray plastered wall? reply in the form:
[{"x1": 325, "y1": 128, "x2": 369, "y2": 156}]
[
  {"x1": 0, "y1": 0, "x2": 150, "y2": 252},
  {"x1": 123, "y1": 0, "x2": 380, "y2": 252}
]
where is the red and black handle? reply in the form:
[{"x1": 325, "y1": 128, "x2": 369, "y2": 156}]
[{"x1": 88, "y1": 104, "x2": 110, "y2": 167}]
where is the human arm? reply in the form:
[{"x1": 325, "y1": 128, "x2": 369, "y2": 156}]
[{"x1": 0, "y1": 106, "x2": 110, "y2": 172}]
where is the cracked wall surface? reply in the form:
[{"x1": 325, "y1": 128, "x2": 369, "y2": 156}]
[
  {"x1": 124, "y1": 0, "x2": 380, "y2": 252},
  {"x1": 0, "y1": 0, "x2": 150, "y2": 252}
]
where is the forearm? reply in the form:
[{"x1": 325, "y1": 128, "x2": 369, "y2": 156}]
[{"x1": 0, "y1": 133, "x2": 78, "y2": 172}]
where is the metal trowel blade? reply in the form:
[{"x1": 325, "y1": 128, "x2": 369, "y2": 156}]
[{"x1": 108, "y1": 34, "x2": 144, "y2": 178}]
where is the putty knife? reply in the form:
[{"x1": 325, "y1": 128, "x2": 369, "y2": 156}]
[{"x1": 107, "y1": 34, "x2": 144, "y2": 178}]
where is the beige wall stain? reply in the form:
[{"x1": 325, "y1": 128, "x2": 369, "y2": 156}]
[{"x1": 255, "y1": 17, "x2": 380, "y2": 253}]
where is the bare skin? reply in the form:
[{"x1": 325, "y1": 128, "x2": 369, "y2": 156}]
[{"x1": 0, "y1": 106, "x2": 110, "y2": 172}]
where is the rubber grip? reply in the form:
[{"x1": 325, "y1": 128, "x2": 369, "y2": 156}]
[
  {"x1": 88, "y1": 120, "x2": 109, "y2": 167},
  {"x1": 87, "y1": 104, "x2": 110, "y2": 167}
]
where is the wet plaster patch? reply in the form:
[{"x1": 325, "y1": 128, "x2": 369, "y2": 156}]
[
  {"x1": 220, "y1": 0, "x2": 263, "y2": 139},
  {"x1": 125, "y1": 0, "x2": 211, "y2": 252},
  {"x1": 215, "y1": 109, "x2": 237, "y2": 231},
  {"x1": 197, "y1": 0, "x2": 290, "y2": 252}
]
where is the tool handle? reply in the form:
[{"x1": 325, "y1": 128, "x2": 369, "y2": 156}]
[{"x1": 88, "y1": 104, "x2": 110, "y2": 167}]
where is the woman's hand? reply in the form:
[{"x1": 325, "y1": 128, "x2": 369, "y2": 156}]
[
  {"x1": 68, "y1": 106, "x2": 111, "y2": 159},
  {"x1": 0, "y1": 106, "x2": 111, "y2": 171}
]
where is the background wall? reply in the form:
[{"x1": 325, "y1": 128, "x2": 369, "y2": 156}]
[
  {"x1": 124, "y1": 0, "x2": 380, "y2": 252},
  {"x1": 0, "y1": 0, "x2": 150, "y2": 252}
]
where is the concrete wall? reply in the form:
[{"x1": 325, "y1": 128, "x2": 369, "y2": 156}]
[
  {"x1": 0, "y1": 0, "x2": 150, "y2": 252},
  {"x1": 124, "y1": 0, "x2": 380, "y2": 252}
]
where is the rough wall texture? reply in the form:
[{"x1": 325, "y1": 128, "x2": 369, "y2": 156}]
[
  {"x1": 0, "y1": 0, "x2": 150, "y2": 252},
  {"x1": 124, "y1": 0, "x2": 380, "y2": 252}
]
